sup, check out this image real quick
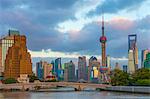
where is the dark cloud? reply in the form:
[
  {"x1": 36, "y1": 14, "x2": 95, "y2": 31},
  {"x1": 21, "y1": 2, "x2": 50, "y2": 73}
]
[
  {"x1": 87, "y1": 0, "x2": 146, "y2": 16},
  {"x1": 0, "y1": 0, "x2": 78, "y2": 10}
]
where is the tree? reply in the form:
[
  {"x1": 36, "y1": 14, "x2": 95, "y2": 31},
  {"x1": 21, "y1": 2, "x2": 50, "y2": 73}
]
[
  {"x1": 111, "y1": 69, "x2": 129, "y2": 86},
  {"x1": 132, "y1": 68, "x2": 150, "y2": 86},
  {"x1": 4, "y1": 78, "x2": 18, "y2": 84},
  {"x1": 29, "y1": 74, "x2": 38, "y2": 82}
]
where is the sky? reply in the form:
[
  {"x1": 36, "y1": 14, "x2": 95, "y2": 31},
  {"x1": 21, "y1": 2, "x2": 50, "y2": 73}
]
[{"x1": 0, "y1": 0, "x2": 150, "y2": 69}]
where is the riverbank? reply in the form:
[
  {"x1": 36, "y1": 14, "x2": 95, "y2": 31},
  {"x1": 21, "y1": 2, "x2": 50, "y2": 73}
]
[{"x1": 98, "y1": 86, "x2": 150, "y2": 94}]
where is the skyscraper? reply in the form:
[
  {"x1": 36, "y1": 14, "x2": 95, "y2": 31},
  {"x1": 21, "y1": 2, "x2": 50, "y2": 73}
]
[
  {"x1": 78, "y1": 56, "x2": 87, "y2": 81},
  {"x1": 123, "y1": 65, "x2": 128, "y2": 73},
  {"x1": 0, "y1": 40, "x2": 2, "y2": 76},
  {"x1": 0, "y1": 30, "x2": 19, "y2": 76},
  {"x1": 141, "y1": 49, "x2": 150, "y2": 68},
  {"x1": 88, "y1": 56, "x2": 100, "y2": 83},
  {"x1": 43, "y1": 62, "x2": 53, "y2": 80},
  {"x1": 55, "y1": 58, "x2": 62, "y2": 80},
  {"x1": 64, "y1": 61, "x2": 75, "y2": 82},
  {"x1": 36, "y1": 61, "x2": 44, "y2": 80},
  {"x1": 144, "y1": 52, "x2": 150, "y2": 69},
  {"x1": 115, "y1": 62, "x2": 120, "y2": 70},
  {"x1": 106, "y1": 55, "x2": 111, "y2": 74},
  {"x1": 128, "y1": 50, "x2": 135, "y2": 74},
  {"x1": 4, "y1": 35, "x2": 32, "y2": 79},
  {"x1": 128, "y1": 34, "x2": 138, "y2": 71}
]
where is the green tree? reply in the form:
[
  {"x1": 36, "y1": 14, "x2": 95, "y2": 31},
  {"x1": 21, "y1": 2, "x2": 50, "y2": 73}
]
[
  {"x1": 132, "y1": 68, "x2": 150, "y2": 86},
  {"x1": 4, "y1": 78, "x2": 17, "y2": 84},
  {"x1": 111, "y1": 69, "x2": 129, "y2": 86},
  {"x1": 29, "y1": 73, "x2": 38, "y2": 82}
]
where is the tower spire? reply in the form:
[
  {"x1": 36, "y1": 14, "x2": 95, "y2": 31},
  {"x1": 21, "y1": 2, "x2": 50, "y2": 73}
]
[{"x1": 102, "y1": 8, "x2": 104, "y2": 36}]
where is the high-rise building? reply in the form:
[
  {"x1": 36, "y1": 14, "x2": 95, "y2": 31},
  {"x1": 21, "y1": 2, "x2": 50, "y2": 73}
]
[
  {"x1": 0, "y1": 40, "x2": 2, "y2": 76},
  {"x1": 54, "y1": 58, "x2": 63, "y2": 80},
  {"x1": 88, "y1": 56, "x2": 100, "y2": 83},
  {"x1": 43, "y1": 62, "x2": 53, "y2": 80},
  {"x1": 128, "y1": 50, "x2": 135, "y2": 74},
  {"x1": 144, "y1": 52, "x2": 150, "y2": 69},
  {"x1": 128, "y1": 34, "x2": 138, "y2": 71},
  {"x1": 36, "y1": 61, "x2": 44, "y2": 80},
  {"x1": 64, "y1": 61, "x2": 75, "y2": 82},
  {"x1": 36, "y1": 61, "x2": 53, "y2": 80},
  {"x1": 106, "y1": 55, "x2": 111, "y2": 74},
  {"x1": 123, "y1": 65, "x2": 128, "y2": 73},
  {"x1": 141, "y1": 49, "x2": 150, "y2": 68},
  {"x1": 0, "y1": 30, "x2": 20, "y2": 76},
  {"x1": 51, "y1": 60, "x2": 55, "y2": 75},
  {"x1": 78, "y1": 56, "x2": 87, "y2": 81},
  {"x1": 115, "y1": 62, "x2": 120, "y2": 70},
  {"x1": 4, "y1": 34, "x2": 32, "y2": 79}
]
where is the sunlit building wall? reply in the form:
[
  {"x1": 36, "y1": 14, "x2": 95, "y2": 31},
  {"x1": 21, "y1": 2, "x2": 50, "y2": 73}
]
[
  {"x1": 4, "y1": 35, "x2": 32, "y2": 79},
  {"x1": 141, "y1": 49, "x2": 150, "y2": 68},
  {"x1": 0, "y1": 30, "x2": 19, "y2": 76},
  {"x1": 128, "y1": 50, "x2": 135, "y2": 74}
]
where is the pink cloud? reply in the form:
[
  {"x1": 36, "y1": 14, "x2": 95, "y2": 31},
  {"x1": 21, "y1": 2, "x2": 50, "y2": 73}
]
[{"x1": 108, "y1": 17, "x2": 134, "y2": 30}]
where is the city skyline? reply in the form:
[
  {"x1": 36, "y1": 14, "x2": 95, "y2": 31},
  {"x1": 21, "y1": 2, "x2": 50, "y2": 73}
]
[{"x1": 0, "y1": 0, "x2": 150, "y2": 68}]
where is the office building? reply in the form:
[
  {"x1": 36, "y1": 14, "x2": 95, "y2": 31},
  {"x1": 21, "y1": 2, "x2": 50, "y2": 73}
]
[
  {"x1": 115, "y1": 62, "x2": 120, "y2": 70},
  {"x1": 64, "y1": 61, "x2": 75, "y2": 82},
  {"x1": 36, "y1": 61, "x2": 44, "y2": 80},
  {"x1": 128, "y1": 50, "x2": 135, "y2": 74},
  {"x1": 144, "y1": 53, "x2": 150, "y2": 69},
  {"x1": 43, "y1": 62, "x2": 53, "y2": 80},
  {"x1": 0, "y1": 30, "x2": 19, "y2": 76},
  {"x1": 106, "y1": 55, "x2": 111, "y2": 74},
  {"x1": 78, "y1": 56, "x2": 87, "y2": 81},
  {"x1": 128, "y1": 34, "x2": 138, "y2": 71},
  {"x1": 141, "y1": 49, "x2": 150, "y2": 68},
  {"x1": 88, "y1": 56, "x2": 100, "y2": 83},
  {"x1": 54, "y1": 58, "x2": 62, "y2": 80},
  {"x1": 4, "y1": 35, "x2": 32, "y2": 79},
  {"x1": 123, "y1": 65, "x2": 128, "y2": 73}
]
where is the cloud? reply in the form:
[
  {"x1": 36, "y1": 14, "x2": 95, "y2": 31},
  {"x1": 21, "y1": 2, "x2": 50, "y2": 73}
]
[
  {"x1": 87, "y1": 0, "x2": 146, "y2": 16},
  {"x1": 0, "y1": 0, "x2": 149, "y2": 67}
]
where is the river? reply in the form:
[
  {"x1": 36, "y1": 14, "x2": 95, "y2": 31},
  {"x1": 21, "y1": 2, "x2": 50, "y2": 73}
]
[{"x1": 0, "y1": 90, "x2": 149, "y2": 99}]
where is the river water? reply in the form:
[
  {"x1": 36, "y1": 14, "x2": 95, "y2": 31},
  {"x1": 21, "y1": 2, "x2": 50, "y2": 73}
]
[
  {"x1": 0, "y1": 87, "x2": 149, "y2": 99},
  {"x1": 0, "y1": 91, "x2": 149, "y2": 99}
]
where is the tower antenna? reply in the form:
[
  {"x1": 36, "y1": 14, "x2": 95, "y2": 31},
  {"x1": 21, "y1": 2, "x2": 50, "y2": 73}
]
[{"x1": 102, "y1": 7, "x2": 104, "y2": 36}]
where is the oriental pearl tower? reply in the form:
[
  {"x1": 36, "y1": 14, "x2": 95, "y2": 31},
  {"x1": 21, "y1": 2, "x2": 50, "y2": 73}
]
[
  {"x1": 100, "y1": 16, "x2": 107, "y2": 67},
  {"x1": 99, "y1": 15, "x2": 109, "y2": 83}
]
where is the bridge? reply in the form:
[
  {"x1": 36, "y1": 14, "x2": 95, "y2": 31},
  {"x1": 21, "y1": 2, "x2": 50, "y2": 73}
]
[{"x1": 0, "y1": 82, "x2": 111, "y2": 91}]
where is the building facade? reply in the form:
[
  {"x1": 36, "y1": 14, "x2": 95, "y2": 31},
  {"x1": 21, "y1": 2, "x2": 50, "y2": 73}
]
[
  {"x1": 0, "y1": 30, "x2": 20, "y2": 76},
  {"x1": 78, "y1": 56, "x2": 87, "y2": 81},
  {"x1": 128, "y1": 34, "x2": 138, "y2": 73},
  {"x1": 115, "y1": 62, "x2": 120, "y2": 70},
  {"x1": 54, "y1": 58, "x2": 63, "y2": 80},
  {"x1": 123, "y1": 65, "x2": 128, "y2": 73},
  {"x1": 128, "y1": 50, "x2": 135, "y2": 74},
  {"x1": 144, "y1": 53, "x2": 150, "y2": 69},
  {"x1": 4, "y1": 35, "x2": 32, "y2": 79},
  {"x1": 43, "y1": 63, "x2": 53, "y2": 80},
  {"x1": 64, "y1": 61, "x2": 75, "y2": 82},
  {"x1": 36, "y1": 61, "x2": 44, "y2": 80},
  {"x1": 88, "y1": 56, "x2": 100, "y2": 83},
  {"x1": 141, "y1": 49, "x2": 150, "y2": 68}
]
